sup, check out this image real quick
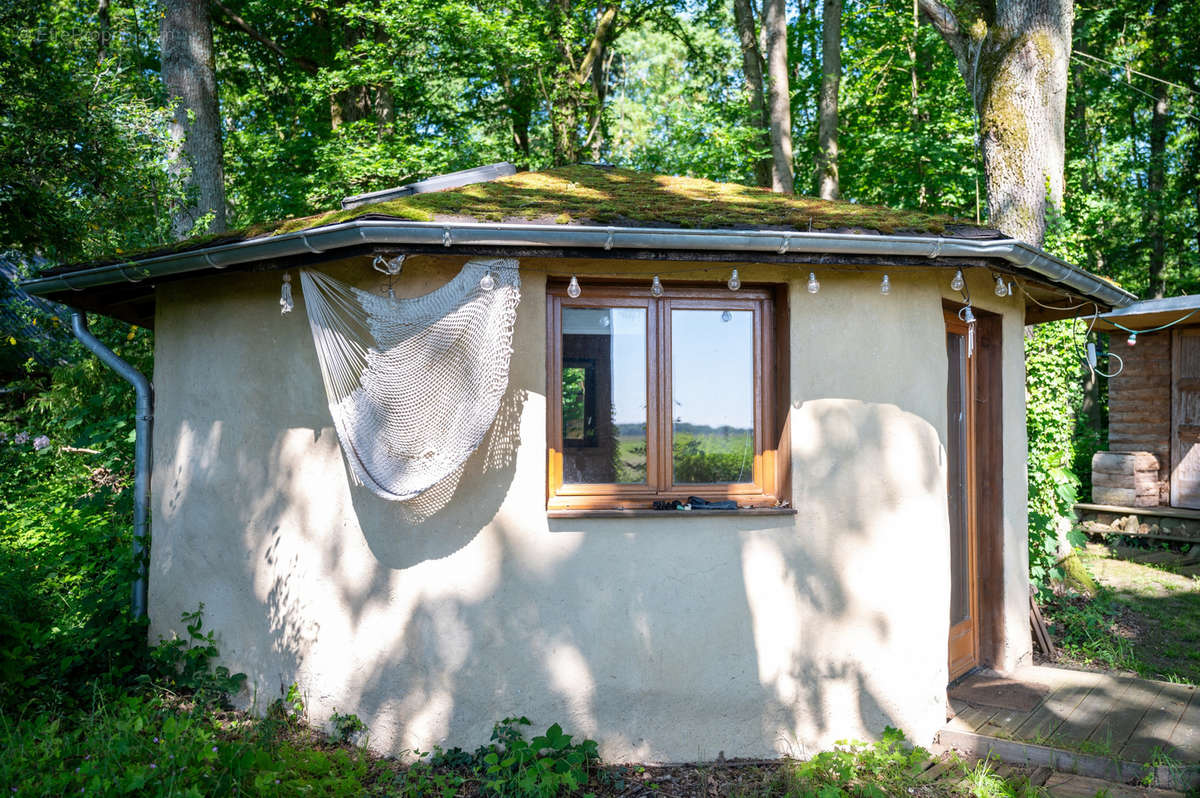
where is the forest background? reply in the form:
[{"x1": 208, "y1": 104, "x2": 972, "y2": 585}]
[{"x1": 1, "y1": 0, "x2": 1200, "y2": 782}]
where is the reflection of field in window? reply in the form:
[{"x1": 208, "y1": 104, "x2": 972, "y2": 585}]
[{"x1": 672, "y1": 309, "x2": 753, "y2": 484}]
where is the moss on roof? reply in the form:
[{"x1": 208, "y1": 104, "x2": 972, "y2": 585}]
[
  {"x1": 273, "y1": 165, "x2": 976, "y2": 236},
  {"x1": 47, "y1": 166, "x2": 991, "y2": 275}
]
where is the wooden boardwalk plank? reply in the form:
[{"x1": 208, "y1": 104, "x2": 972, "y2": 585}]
[
  {"x1": 1048, "y1": 674, "x2": 1139, "y2": 750},
  {"x1": 1165, "y1": 687, "x2": 1200, "y2": 762},
  {"x1": 1013, "y1": 681, "x2": 1099, "y2": 743},
  {"x1": 1121, "y1": 683, "x2": 1194, "y2": 763},
  {"x1": 949, "y1": 702, "x2": 1000, "y2": 733},
  {"x1": 1044, "y1": 772, "x2": 1187, "y2": 798},
  {"x1": 1088, "y1": 677, "x2": 1165, "y2": 754}
]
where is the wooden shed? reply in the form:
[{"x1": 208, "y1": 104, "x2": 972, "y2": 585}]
[{"x1": 1080, "y1": 297, "x2": 1200, "y2": 541}]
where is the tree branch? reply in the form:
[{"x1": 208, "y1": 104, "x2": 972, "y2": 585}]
[
  {"x1": 577, "y1": 5, "x2": 619, "y2": 83},
  {"x1": 210, "y1": 0, "x2": 319, "y2": 74},
  {"x1": 916, "y1": 0, "x2": 970, "y2": 73}
]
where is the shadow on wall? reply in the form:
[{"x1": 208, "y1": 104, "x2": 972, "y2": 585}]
[
  {"x1": 296, "y1": 400, "x2": 943, "y2": 757},
  {"x1": 153, "y1": 268, "x2": 955, "y2": 759}
]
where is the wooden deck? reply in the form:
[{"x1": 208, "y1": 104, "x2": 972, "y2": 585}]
[{"x1": 937, "y1": 665, "x2": 1199, "y2": 790}]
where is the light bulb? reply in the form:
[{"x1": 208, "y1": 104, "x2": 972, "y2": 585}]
[
  {"x1": 721, "y1": 310, "x2": 733, "y2": 323},
  {"x1": 880, "y1": 274, "x2": 891, "y2": 295},
  {"x1": 567, "y1": 275, "x2": 581, "y2": 298},
  {"x1": 599, "y1": 314, "x2": 610, "y2": 328},
  {"x1": 807, "y1": 272, "x2": 820, "y2": 294},
  {"x1": 994, "y1": 275, "x2": 1008, "y2": 297},
  {"x1": 1127, "y1": 332, "x2": 1138, "y2": 346},
  {"x1": 651, "y1": 275, "x2": 663, "y2": 297},
  {"x1": 479, "y1": 271, "x2": 495, "y2": 291},
  {"x1": 728, "y1": 269, "x2": 741, "y2": 291},
  {"x1": 951, "y1": 269, "x2": 965, "y2": 292},
  {"x1": 961, "y1": 305, "x2": 976, "y2": 324}
]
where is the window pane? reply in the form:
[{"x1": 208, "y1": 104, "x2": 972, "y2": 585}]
[
  {"x1": 671, "y1": 309, "x2": 754, "y2": 484},
  {"x1": 562, "y1": 307, "x2": 647, "y2": 484},
  {"x1": 947, "y1": 331, "x2": 970, "y2": 625}
]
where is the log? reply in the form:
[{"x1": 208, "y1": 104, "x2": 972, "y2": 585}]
[
  {"x1": 1091, "y1": 451, "x2": 1159, "y2": 476},
  {"x1": 1092, "y1": 486, "x2": 1138, "y2": 505}
]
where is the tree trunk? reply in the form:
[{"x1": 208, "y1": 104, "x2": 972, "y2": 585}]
[
  {"x1": 161, "y1": 0, "x2": 226, "y2": 238},
  {"x1": 919, "y1": 0, "x2": 1073, "y2": 247},
  {"x1": 98, "y1": 0, "x2": 111, "y2": 63},
  {"x1": 733, "y1": 0, "x2": 773, "y2": 188},
  {"x1": 908, "y1": 0, "x2": 928, "y2": 207},
  {"x1": 548, "y1": 3, "x2": 619, "y2": 166},
  {"x1": 764, "y1": 0, "x2": 794, "y2": 193},
  {"x1": 817, "y1": 0, "x2": 841, "y2": 199},
  {"x1": 1147, "y1": 0, "x2": 1169, "y2": 298}
]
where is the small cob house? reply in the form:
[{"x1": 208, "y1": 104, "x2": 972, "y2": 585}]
[
  {"x1": 1081, "y1": 297, "x2": 1200, "y2": 541},
  {"x1": 21, "y1": 165, "x2": 1133, "y2": 761}
]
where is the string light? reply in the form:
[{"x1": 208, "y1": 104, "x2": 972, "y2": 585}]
[
  {"x1": 280, "y1": 273, "x2": 294, "y2": 314},
  {"x1": 951, "y1": 269, "x2": 965, "y2": 292},
  {"x1": 1127, "y1": 332, "x2": 1138, "y2": 346},
  {"x1": 728, "y1": 269, "x2": 741, "y2": 291},
  {"x1": 567, "y1": 275, "x2": 581, "y2": 298},
  {"x1": 994, "y1": 275, "x2": 1009, "y2": 297},
  {"x1": 880, "y1": 274, "x2": 891, "y2": 295},
  {"x1": 651, "y1": 275, "x2": 663, "y2": 297},
  {"x1": 807, "y1": 272, "x2": 820, "y2": 294},
  {"x1": 479, "y1": 271, "x2": 495, "y2": 291},
  {"x1": 721, "y1": 310, "x2": 733, "y2": 322}
]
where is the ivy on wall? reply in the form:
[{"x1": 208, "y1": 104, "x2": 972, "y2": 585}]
[{"x1": 1025, "y1": 320, "x2": 1090, "y2": 593}]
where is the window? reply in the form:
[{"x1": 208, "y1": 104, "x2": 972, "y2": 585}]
[{"x1": 547, "y1": 282, "x2": 786, "y2": 511}]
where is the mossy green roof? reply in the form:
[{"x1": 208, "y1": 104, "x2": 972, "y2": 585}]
[{"x1": 50, "y1": 166, "x2": 996, "y2": 274}]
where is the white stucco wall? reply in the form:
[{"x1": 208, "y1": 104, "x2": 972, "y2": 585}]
[{"x1": 149, "y1": 256, "x2": 1030, "y2": 762}]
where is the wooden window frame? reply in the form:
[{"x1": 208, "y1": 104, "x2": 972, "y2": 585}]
[{"x1": 547, "y1": 281, "x2": 786, "y2": 511}]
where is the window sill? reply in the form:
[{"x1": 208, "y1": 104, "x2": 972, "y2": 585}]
[{"x1": 546, "y1": 507, "x2": 797, "y2": 519}]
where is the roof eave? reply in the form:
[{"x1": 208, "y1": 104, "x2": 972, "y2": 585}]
[{"x1": 20, "y1": 219, "x2": 1136, "y2": 311}]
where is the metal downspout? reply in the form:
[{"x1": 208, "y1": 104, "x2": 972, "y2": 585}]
[{"x1": 71, "y1": 313, "x2": 152, "y2": 620}]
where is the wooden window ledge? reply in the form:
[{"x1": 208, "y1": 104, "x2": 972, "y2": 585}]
[{"x1": 546, "y1": 507, "x2": 798, "y2": 519}]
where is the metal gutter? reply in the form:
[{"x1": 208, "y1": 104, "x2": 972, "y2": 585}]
[
  {"x1": 71, "y1": 313, "x2": 152, "y2": 620},
  {"x1": 21, "y1": 220, "x2": 1137, "y2": 308}
]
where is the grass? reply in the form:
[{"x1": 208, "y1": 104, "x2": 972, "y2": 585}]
[{"x1": 1042, "y1": 542, "x2": 1200, "y2": 685}]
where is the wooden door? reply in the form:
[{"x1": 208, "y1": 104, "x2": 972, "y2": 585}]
[
  {"x1": 946, "y1": 313, "x2": 979, "y2": 681},
  {"x1": 1171, "y1": 329, "x2": 1200, "y2": 509}
]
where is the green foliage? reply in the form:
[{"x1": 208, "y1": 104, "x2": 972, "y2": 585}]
[
  {"x1": 1042, "y1": 588, "x2": 1140, "y2": 673},
  {"x1": 142, "y1": 606, "x2": 248, "y2": 707},
  {"x1": 672, "y1": 432, "x2": 752, "y2": 484},
  {"x1": 1024, "y1": 320, "x2": 1088, "y2": 594},
  {"x1": 0, "y1": 443, "x2": 143, "y2": 713},
  {"x1": 0, "y1": 0, "x2": 179, "y2": 262},
  {"x1": 328, "y1": 710, "x2": 366, "y2": 744},
  {"x1": 0, "y1": 691, "x2": 380, "y2": 797},
  {"x1": 478, "y1": 716, "x2": 600, "y2": 798},
  {"x1": 777, "y1": 727, "x2": 930, "y2": 798}
]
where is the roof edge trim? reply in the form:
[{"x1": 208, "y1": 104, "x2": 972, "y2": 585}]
[{"x1": 20, "y1": 220, "x2": 1136, "y2": 308}]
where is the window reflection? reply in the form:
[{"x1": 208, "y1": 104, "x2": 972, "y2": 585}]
[
  {"x1": 671, "y1": 309, "x2": 754, "y2": 484},
  {"x1": 561, "y1": 307, "x2": 647, "y2": 484}
]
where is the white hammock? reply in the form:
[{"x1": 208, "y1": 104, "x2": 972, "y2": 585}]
[{"x1": 298, "y1": 259, "x2": 520, "y2": 501}]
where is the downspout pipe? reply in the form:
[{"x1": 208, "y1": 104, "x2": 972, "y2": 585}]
[{"x1": 71, "y1": 312, "x2": 152, "y2": 620}]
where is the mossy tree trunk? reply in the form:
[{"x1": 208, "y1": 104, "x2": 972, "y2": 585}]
[
  {"x1": 817, "y1": 0, "x2": 842, "y2": 200},
  {"x1": 919, "y1": 0, "x2": 1073, "y2": 247},
  {"x1": 764, "y1": 0, "x2": 794, "y2": 194},
  {"x1": 162, "y1": 0, "x2": 227, "y2": 239},
  {"x1": 547, "y1": 3, "x2": 620, "y2": 166},
  {"x1": 732, "y1": 0, "x2": 774, "y2": 188}
]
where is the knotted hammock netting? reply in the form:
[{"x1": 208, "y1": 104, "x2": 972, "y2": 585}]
[{"x1": 298, "y1": 258, "x2": 520, "y2": 501}]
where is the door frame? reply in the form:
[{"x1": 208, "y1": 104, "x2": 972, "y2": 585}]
[
  {"x1": 943, "y1": 304, "x2": 1006, "y2": 681},
  {"x1": 945, "y1": 310, "x2": 980, "y2": 681}
]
